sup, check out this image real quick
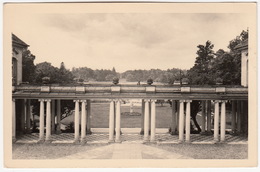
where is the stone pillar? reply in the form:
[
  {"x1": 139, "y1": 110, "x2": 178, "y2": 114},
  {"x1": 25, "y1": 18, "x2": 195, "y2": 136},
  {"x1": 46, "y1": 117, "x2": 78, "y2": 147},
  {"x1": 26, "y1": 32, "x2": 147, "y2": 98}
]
[
  {"x1": 26, "y1": 99, "x2": 31, "y2": 133},
  {"x1": 144, "y1": 99, "x2": 150, "y2": 142},
  {"x1": 150, "y1": 99, "x2": 156, "y2": 142},
  {"x1": 213, "y1": 100, "x2": 220, "y2": 142},
  {"x1": 149, "y1": 101, "x2": 151, "y2": 134},
  {"x1": 21, "y1": 99, "x2": 26, "y2": 134},
  {"x1": 74, "y1": 100, "x2": 80, "y2": 143},
  {"x1": 81, "y1": 100, "x2": 87, "y2": 143},
  {"x1": 176, "y1": 101, "x2": 180, "y2": 132},
  {"x1": 179, "y1": 100, "x2": 185, "y2": 142},
  {"x1": 56, "y1": 99, "x2": 61, "y2": 134},
  {"x1": 45, "y1": 99, "x2": 52, "y2": 142},
  {"x1": 201, "y1": 100, "x2": 206, "y2": 133},
  {"x1": 206, "y1": 100, "x2": 211, "y2": 133},
  {"x1": 237, "y1": 100, "x2": 241, "y2": 133},
  {"x1": 115, "y1": 100, "x2": 121, "y2": 143},
  {"x1": 51, "y1": 100, "x2": 55, "y2": 134},
  {"x1": 38, "y1": 99, "x2": 45, "y2": 142},
  {"x1": 140, "y1": 99, "x2": 145, "y2": 135},
  {"x1": 231, "y1": 100, "x2": 237, "y2": 134},
  {"x1": 86, "y1": 100, "x2": 92, "y2": 134},
  {"x1": 171, "y1": 100, "x2": 177, "y2": 135},
  {"x1": 109, "y1": 100, "x2": 115, "y2": 142},
  {"x1": 12, "y1": 99, "x2": 16, "y2": 142},
  {"x1": 185, "y1": 100, "x2": 192, "y2": 142},
  {"x1": 220, "y1": 100, "x2": 227, "y2": 142}
]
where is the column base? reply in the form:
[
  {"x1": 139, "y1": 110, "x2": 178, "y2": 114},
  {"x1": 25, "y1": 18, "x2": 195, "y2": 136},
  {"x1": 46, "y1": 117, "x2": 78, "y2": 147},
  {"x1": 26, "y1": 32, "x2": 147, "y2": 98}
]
[
  {"x1": 184, "y1": 140, "x2": 191, "y2": 144},
  {"x1": 44, "y1": 139, "x2": 53, "y2": 144},
  {"x1": 178, "y1": 140, "x2": 184, "y2": 144},
  {"x1": 73, "y1": 139, "x2": 81, "y2": 144},
  {"x1": 213, "y1": 139, "x2": 219, "y2": 144},
  {"x1": 80, "y1": 139, "x2": 87, "y2": 145},
  {"x1": 149, "y1": 140, "x2": 157, "y2": 144},
  {"x1": 219, "y1": 140, "x2": 226, "y2": 144},
  {"x1": 115, "y1": 139, "x2": 122, "y2": 143},
  {"x1": 37, "y1": 139, "x2": 45, "y2": 144}
]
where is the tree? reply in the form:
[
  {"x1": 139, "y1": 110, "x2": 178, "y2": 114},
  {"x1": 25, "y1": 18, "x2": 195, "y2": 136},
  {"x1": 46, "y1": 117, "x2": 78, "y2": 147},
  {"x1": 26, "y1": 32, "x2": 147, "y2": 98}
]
[
  {"x1": 22, "y1": 50, "x2": 36, "y2": 83},
  {"x1": 187, "y1": 40, "x2": 215, "y2": 85}
]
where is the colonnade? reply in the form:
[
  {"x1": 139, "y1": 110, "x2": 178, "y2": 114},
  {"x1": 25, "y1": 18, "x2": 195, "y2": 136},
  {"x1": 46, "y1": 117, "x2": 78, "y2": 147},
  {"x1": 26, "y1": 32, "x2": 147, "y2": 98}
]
[{"x1": 12, "y1": 98, "x2": 247, "y2": 144}]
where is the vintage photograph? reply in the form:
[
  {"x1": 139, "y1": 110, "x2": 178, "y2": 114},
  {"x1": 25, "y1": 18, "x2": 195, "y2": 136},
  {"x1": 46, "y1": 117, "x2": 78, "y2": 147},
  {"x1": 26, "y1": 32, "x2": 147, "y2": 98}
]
[{"x1": 3, "y1": 2, "x2": 257, "y2": 168}]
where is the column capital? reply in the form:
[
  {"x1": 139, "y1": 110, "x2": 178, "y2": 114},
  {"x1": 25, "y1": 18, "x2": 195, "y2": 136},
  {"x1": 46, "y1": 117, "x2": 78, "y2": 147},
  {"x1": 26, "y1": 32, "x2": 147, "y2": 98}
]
[
  {"x1": 73, "y1": 100, "x2": 80, "y2": 102},
  {"x1": 144, "y1": 99, "x2": 151, "y2": 103},
  {"x1": 80, "y1": 100, "x2": 87, "y2": 103},
  {"x1": 185, "y1": 100, "x2": 192, "y2": 103},
  {"x1": 38, "y1": 99, "x2": 45, "y2": 102},
  {"x1": 214, "y1": 100, "x2": 221, "y2": 103},
  {"x1": 221, "y1": 100, "x2": 227, "y2": 103},
  {"x1": 115, "y1": 99, "x2": 123, "y2": 103},
  {"x1": 179, "y1": 100, "x2": 185, "y2": 103},
  {"x1": 12, "y1": 99, "x2": 16, "y2": 102},
  {"x1": 45, "y1": 99, "x2": 51, "y2": 102},
  {"x1": 150, "y1": 99, "x2": 157, "y2": 103}
]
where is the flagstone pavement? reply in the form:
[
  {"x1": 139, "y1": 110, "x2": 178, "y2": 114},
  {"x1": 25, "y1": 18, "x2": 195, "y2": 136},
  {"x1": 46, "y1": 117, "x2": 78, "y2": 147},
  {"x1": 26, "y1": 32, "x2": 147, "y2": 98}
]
[{"x1": 59, "y1": 143, "x2": 191, "y2": 159}]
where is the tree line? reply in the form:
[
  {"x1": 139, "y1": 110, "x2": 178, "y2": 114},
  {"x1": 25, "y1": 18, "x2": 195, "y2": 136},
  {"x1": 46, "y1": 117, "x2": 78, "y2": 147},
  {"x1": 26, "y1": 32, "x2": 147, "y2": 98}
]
[{"x1": 21, "y1": 30, "x2": 248, "y2": 85}]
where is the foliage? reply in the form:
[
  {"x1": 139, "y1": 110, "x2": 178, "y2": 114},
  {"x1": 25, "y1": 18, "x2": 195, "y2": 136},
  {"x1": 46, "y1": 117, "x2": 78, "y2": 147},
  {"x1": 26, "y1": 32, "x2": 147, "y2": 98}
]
[{"x1": 22, "y1": 50, "x2": 36, "y2": 83}]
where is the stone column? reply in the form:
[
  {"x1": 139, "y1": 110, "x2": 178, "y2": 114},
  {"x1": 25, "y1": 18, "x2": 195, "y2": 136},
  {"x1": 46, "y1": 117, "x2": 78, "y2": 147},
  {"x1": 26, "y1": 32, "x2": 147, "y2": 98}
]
[
  {"x1": 185, "y1": 100, "x2": 192, "y2": 142},
  {"x1": 26, "y1": 99, "x2": 31, "y2": 133},
  {"x1": 176, "y1": 101, "x2": 180, "y2": 132},
  {"x1": 220, "y1": 100, "x2": 227, "y2": 142},
  {"x1": 149, "y1": 101, "x2": 151, "y2": 134},
  {"x1": 171, "y1": 100, "x2": 177, "y2": 135},
  {"x1": 74, "y1": 100, "x2": 80, "y2": 143},
  {"x1": 21, "y1": 99, "x2": 26, "y2": 134},
  {"x1": 12, "y1": 99, "x2": 16, "y2": 142},
  {"x1": 81, "y1": 100, "x2": 87, "y2": 143},
  {"x1": 86, "y1": 100, "x2": 92, "y2": 134},
  {"x1": 144, "y1": 99, "x2": 150, "y2": 142},
  {"x1": 201, "y1": 100, "x2": 206, "y2": 133},
  {"x1": 150, "y1": 99, "x2": 156, "y2": 142},
  {"x1": 140, "y1": 99, "x2": 145, "y2": 135},
  {"x1": 115, "y1": 100, "x2": 121, "y2": 143},
  {"x1": 237, "y1": 100, "x2": 241, "y2": 133},
  {"x1": 56, "y1": 99, "x2": 61, "y2": 134},
  {"x1": 179, "y1": 100, "x2": 185, "y2": 142},
  {"x1": 38, "y1": 99, "x2": 45, "y2": 142},
  {"x1": 231, "y1": 100, "x2": 237, "y2": 134},
  {"x1": 214, "y1": 100, "x2": 220, "y2": 142},
  {"x1": 109, "y1": 100, "x2": 115, "y2": 142},
  {"x1": 45, "y1": 99, "x2": 52, "y2": 142},
  {"x1": 51, "y1": 100, "x2": 55, "y2": 134},
  {"x1": 206, "y1": 100, "x2": 211, "y2": 133}
]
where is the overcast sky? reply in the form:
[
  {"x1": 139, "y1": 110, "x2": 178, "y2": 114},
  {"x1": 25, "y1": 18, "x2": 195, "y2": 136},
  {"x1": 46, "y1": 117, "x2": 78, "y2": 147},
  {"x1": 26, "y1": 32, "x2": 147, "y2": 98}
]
[{"x1": 11, "y1": 12, "x2": 249, "y2": 72}]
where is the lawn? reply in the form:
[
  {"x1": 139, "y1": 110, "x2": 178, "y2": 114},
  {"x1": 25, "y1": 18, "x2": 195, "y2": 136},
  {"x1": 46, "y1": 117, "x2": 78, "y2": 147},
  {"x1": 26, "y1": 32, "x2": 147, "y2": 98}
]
[
  {"x1": 12, "y1": 143, "x2": 102, "y2": 159},
  {"x1": 149, "y1": 143, "x2": 248, "y2": 159},
  {"x1": 89, "y1": 103, "x2": 233, "y2": 129}
]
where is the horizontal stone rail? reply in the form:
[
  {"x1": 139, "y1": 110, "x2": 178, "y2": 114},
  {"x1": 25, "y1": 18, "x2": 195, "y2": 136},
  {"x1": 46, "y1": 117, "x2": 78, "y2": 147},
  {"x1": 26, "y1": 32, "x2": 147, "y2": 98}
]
[{"x1": 12, "y1": 84, "x2": 248, "y2": 100}]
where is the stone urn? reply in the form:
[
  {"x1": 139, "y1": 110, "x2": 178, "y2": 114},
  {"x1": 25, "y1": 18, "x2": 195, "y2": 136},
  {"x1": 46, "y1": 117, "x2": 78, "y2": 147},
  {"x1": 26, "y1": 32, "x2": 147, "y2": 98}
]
[
  {"x1": 147, "y1": 78, "x2": 153, "y2": 85},
  {"x1": 216, "y1": 77, "x2": 223, "y2": 85},
  {"x1": 112, "y1": 77, "x2": 119, "y2": 85},
  {"x1": 42, "y1": 77, "x2": 50, "y2": 84},
  {"x1": 181, "y1": 78, "x2": 189, "y2": 85}
]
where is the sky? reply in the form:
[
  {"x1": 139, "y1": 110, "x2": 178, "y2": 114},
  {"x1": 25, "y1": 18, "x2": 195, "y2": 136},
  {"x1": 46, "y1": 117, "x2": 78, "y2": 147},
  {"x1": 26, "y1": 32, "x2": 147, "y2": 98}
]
[{"x1": 10, "y1": 11, "x2": 250, "y2": 73}]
